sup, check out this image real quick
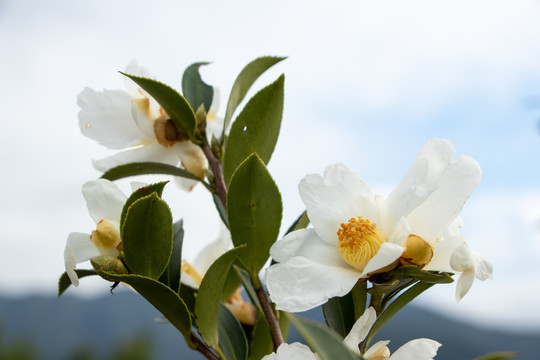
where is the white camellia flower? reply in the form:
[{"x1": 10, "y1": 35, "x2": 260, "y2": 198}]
[
  {"x1": 64, "y1": 179, "x2": 127, "y2": 286},
  {"x1": 78, "y1": 61, "x2": 221, "y2": 190},
  {"x1": 266, "y1": 138, "x2": 489, "y2": 312},
  {"x1": 181, "y1": 225, "x2": 256, "y2": 325},
  {"x1": 263, "y1": 308, "x2": 440, "y2": 360},
  {"x1": 344, "y1": 307, "x2": 441, "y2": 360}
]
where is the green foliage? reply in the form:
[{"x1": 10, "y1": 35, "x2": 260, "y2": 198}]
[
  {"x1": 120, "y1": 182, "x2": 168, "y2": 230},
  {"x1": 195, "y1": 245, "x2": 246, "y2": 357},
  {"x1": 322, "y1": 293, "x2": 357, "y2": 338},
  {"x1": 218, "y1": 305, "x2": 249, "y2": 360},
  {"x1": 158, "y1": 219, "x2": 185, "y2": 293},
  {"x1": 121, "y1": 193, "x2": 173, "y2": 279},
  {"x1": 182, "y1": 62, "x2": 214, "y2": 114},
  {"x1": 227, "y1": 154, "x2": 282, "y2": 275},
  {"x1": 223, "y1": 56, "x2": 286, "y2": 140},
  {"x1": 474, "y1": 352, "x2": 519, "y2": 360},
  {"x1": 94, "y1": 271, "x2": 194, "y2": 348},
  {"x1": 223, "y1": 75, "x2": 285, "y2": 185},
  {"x1": 288, "y1": 314, "x2": 363, "y2": 360},
  {"x1": 120, "y1": 73, "x2": 198, "y2": 139},
  {"x1": 58, "y1": 270, "x2": 97, "y2": 296},
  {"x1": 249, "y1": 312, "x2": 290, "y2": 360},
  {"x1": 392, "y1": 266, "x2": 454, "y2": 284},
  {"x1": 101, "y1": 162, "x2": 209, "y2": 188}
]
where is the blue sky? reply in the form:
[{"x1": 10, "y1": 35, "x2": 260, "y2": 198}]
[{"x1": 2, "y1": 0, "x2": 540, "y2": 332}]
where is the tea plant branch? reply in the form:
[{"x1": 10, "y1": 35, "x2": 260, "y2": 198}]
[
  {"x1": 253, "y1": 276, "x2": 284, "y2": 350},
  {"x1": 190, "y1": 331, "x2": 220, "y2": 360},
  {"x1": 201, "y1": 138, "x2": 227, "y2": 209}
]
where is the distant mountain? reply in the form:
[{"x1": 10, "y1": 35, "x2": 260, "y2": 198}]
[{"x1": 0, "y1": 291, "x2": 537, "y2": 359}]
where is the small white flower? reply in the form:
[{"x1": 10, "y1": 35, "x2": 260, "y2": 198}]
[
  {"x1": 266, "y1": 138, "x2": 485, "y2": 312},
  {"x1": 261, "y1": 342, "x2": 318, "y2": 360},
  {"x1": 64, "y1": 179, "x2": 127, "y2": 286},
  {"x1": 78, "y1": 61, "x2": 221, "y2": 190},
  {"x1": 344, "y1": 307, "x2": 441, "y2": 360}
]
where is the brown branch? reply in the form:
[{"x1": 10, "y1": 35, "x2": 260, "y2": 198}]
[
  {"x1": 253, "y1": 277, "x2": 284, "y2": 350},
  {"x1": 190, "y1": 332, "x2": 220, "y2": 360},
  {"x1": 201, "y1": 139, "x2": 227, "y2": 209}
]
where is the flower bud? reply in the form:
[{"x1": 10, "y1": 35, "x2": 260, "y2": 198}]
[{"x1": 91, "y1": 255, "x2": 128, "y2": 274}]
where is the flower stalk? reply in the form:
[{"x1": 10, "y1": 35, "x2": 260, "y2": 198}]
[
  {"x1": 201, "y1": 138, "x2": 227, "y2": 209},
  {"x1": 190, "y1": 331, "x2": 220, "y2": 360},
  {"x1": 253, "y1": 276, "x2": 284, "y2": 350}
]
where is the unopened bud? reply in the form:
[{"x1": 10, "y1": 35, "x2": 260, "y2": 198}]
[{"x1": 91, "y1": 255, "x2": 128, "y2": 274}]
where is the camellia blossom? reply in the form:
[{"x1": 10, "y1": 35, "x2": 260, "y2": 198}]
[
  {"x1": 64, "y1": 179, "x2": 127, "y2": 286},
  {"x1": 78, "y1": 61, "x2": 222, "y2": 190},
  {"x1": 262, "y1": 308, "x2": 440, "y2": 360},
  {"x1": 266, "y1": 138, "x2": 490, "y2": 312},
  {"x1": 181, "y1": 226, "x2": 256, "y2": 325}
]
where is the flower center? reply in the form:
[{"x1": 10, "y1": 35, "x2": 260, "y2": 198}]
[
  {"x1": 154, "y1": 116, "x2": 189, "y2": 147},
  {"x1": 90, "y1": 219, "x2": 121, "y2": 256},
  {"x1": 337, "y1": 217, "x2": 385, "y2": 272}
]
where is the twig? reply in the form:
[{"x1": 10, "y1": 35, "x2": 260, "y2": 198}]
[
  {"x1": 190, "y1": 332, "x2": 220, "y2": 360},
  {"x1": 253, "y1": 277, "x2": 284, "y2": 350},
  {"x1": 201, "y1": 139, "x2": 227, "y2": 209}
]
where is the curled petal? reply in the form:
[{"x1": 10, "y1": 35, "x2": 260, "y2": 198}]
[
  {"x1": 343, "y1": 307, "x2": 377, "y2": 353},
  {"x1": 364, "y1": 341, "x2": 391, "y2": 360},
  {"x1": 78, "y1": 88, "x2": 148, "y2": 149},
  {"x1": 360, "y1": 242, "x2": 404, "y2": 277},
  {"x1": 64, "y1": 232, "x2": 100, "y2": 286},
  {"x1": 455, "y1": 270, "x2": 475, "y2": 302},
  {"x1": 449, "y1": 242, "x2": 474, "y2": 272},
  {"x1": 82, "y1": 179, "x2": 127, "y2": 223},
  {"x1": 174, "y1": 141, "x2": 207, "y2": 180},
  {"x1": 423, "y1": 235, "x2": 465, "y2": 273},
  {"x1": 406, "y1": 155, "x2": 482, "y2": 242},
  {"x1": 473, "y1": 253, "x2": 493, "y2": 281},
  {"x1": 262, "y1": 343, "x2": 317, "y2": 360},
  {"x1": 389, "y1": 338, "x2": 441, "y2": 360},
  {"x1": 265, "y1": 256, "x2": 361, "y2": 312},
  {"x1": 299, "y1": 163, "x2": 377, "y2": 246},
  {"x1": 382, "y1": 138, "x2": 456, "y2": 235}
]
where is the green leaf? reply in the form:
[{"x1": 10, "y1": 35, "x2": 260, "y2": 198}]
[
  {"x1": 213, "y1": 193, "x2": 229, "y2": 228},
  {"x1": 288, "y1": 314, "x2": 362, "y2": 360},
  {"x1": 223, "y1": 75, "x2": 285, "y2": 185},
  {"x1": 218, "y1": 304, "x2": 248, "y2": 360},
  {"x1": 158, "y1": 219, "x2": 185, "y2": 293},
  {"x1": 182, "y1": 62, "x2": 214, "y2": 114},
  {"x1": 473, "y1": 352, "x2": 519, "y2": 360},
  {"x1": 120, "y1": 181, "x2": 168, "y2": 230},
  {"x1": 227, "y1": 154, "x2": 282, "y2": 274},
  {"x1": 122, "y1": 193, "x2": 173, "y2": 279},
  {"x1": 195, "y1": 245, "x2": 246, "y2": 354},
  {"x1": 58, "y1": 270, "x2": 96, "y2": 296},
  {"x1": 179, "y1": 284, "x2": 197, "y2": 315},
  {"x1": 96, "y1": 271, "x2": 194, "y2": 348},
  {"x1": 364, "y1": 281, "x2": 433, "y2": 349},
  {"x1": 223, "y1": 56, "x2": 286, "y2": 139},
  {"x1": 221, "y1": 262, "x2": 243, "y2": 302},
  {"x1": 249, "y1": 312, "x2": 290, "y2": 360},
  {"x1": 392, "y1": 266, "x2": 454, "y2": 284},
  {"x1": 322, "y1": 293, "x2": 356, "y2": 338},
  {"x1": 101, "y1": 162, "x2": 209, "y2": 189},
  {"x1": 233, "y1": 265, "x2": 262, "y2": 313},
  {"x1": 120, "y1": 73, "x2": 197, "y2": 138}
]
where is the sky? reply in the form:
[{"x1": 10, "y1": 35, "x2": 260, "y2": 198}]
[{"x1": 2, "y1": 0, "x2": 540, "y2": 333}]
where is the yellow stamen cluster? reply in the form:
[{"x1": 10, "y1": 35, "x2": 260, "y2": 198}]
[
  {"x1": 181, "y1": 260, "x2": 203, "y2": 286},
  {"x1": 337, "y1": 217, "x2": 385, "y2": 272},
  {"x1": 90, "y1": 219, "x2": 121, "y2": 255}
]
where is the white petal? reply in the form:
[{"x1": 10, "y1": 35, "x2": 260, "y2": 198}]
[
  {"x1": 130, "y1": 98, "x2": 159, "y2": 139},
  {"x1": 343, "y1": 307, "x2": 377, "y2": 353},
  {"x1": 262, "y1": 343, "x2": 317, "y2": 360},
  {"x1": 423, "y1": 235, "x2": 465, "y2": 272},
  {"x1": 270, "y1": 228, "x2": 350, "y2": 268},
  {"x1": 174, "y1": 141, "x2": 207, "y2": 179},
  {"x1": 92, "y1": 142, "x2": 179, "y2": 173},
  {"x1": 449, "y1": 242, "x2": 474, "y2": 272},
  {"x1": 64, "y1": 232, "x2": 100, "y2": 286},
  {"x1": 406, "y1": 155, "x2": 482, "y2": 242},
  {"x1": 473, "y1": 252, "x2": 493, "y2": 281},
  {"x1": 82, "y1": 179, "x2": 127, "y2": 223},
  {"x1": 360, "y1": 242, "x2": 404, "y2": 277},
  {"x1": 78, "y1": 88, "x2": 148, "y2": 149},
  {"x1": 455, "y1": 269, "x2": 475, "y2": 302},
  {"x1": 389, "y1": 338, "x2": 441, "y2": 360},
  {"x1": 364, "y1": 341, "x2": 390, "y2": 360},
  {"x1": 265, "y1": 256, "x2": 361, "y2": 312},
  {"x1": 299, "y1": 163, "x2": 377, "y2": 246},
  {"x1": 382, "y1": 138, "x2": 455, "y2": 235}
]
